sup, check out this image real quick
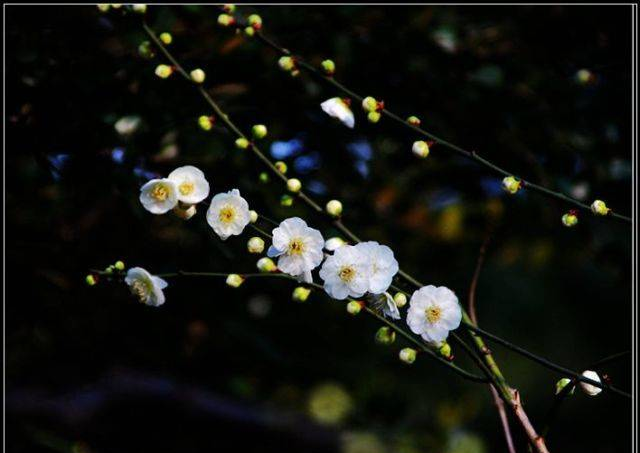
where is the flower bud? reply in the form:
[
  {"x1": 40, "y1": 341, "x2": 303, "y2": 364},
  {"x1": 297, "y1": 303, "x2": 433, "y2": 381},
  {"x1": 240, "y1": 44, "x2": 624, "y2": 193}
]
[
  {"x1": 575, "y1": 68, "x2": 594, "y2": 85},
  {"x1": 110, "y1": 4, "x2": 122, "y2": 9},
  {"x1": 290, "y1": 69, "x2": 301, "y2": 78},
  {"x1": 325, "y1": 199, "x2": 343, "y2": 217},
  {"x1": 278, "y1": 56, "x2": 295, "y2": 72},
  {"x1": 412, "y1": 140, "x2": 430, "y2": 158},
  {"x1": 252, "y1": 124, "x2": 267, "y2": 139},
  {"x1": 138, "y1": 41, "x2": 155, "y2": 59},
  {"x1": 502, "y1": 176, "x2": 522, "y2": 194},
  {"x1": 247, "y1": 14, "x2": 262, "y2": 30},
  {"x1": 280, "y1": 194, "x2": 294, "y2": 207},
  {"x1": 287, "y1": 178, "x2": 302, "y2": 193},
  {"x1": 407, "y1": 115, "x2": 421, "y2": 126},
  {"x1": 562, "y1": 211, "x2": 578, "y2": 227},
  {"x1": 226, "y1": 273, "x2": 245, "y2": 288},
  {"x1": 155, "y1": 64, "x2": 173, "y2": 79},
  {"x1": 173, "y1": 204, "x2": 197, "y2": 220},
  {"x1": 275, "y1": 161, "x2": 288, "y2": 174},
  {"x1": 325, "y1": 237, "x2": 346, "y2": 252},
  {"x1": 256, "y1": 257, "x2": 277, "y2": 273},
  {"x1": 346, "y1": 300, "x2": 362, "y2": 315},
  {"x1": 190, "y1": 68, "x2": 206, "y2": 84},
  {"x1": 438, "y1": 342, "x2": 452, "y2": 359},
  {"x1": 259, "y1": 172, "x2": 270, "y2": 183},
  {"x1": 579, "y1": 370, "x2": 602, "y2": 396},
  {"x1": 85, "y1": 274, "x2": 97, "y2": 286},
  {"x1": 114, "y1": 260, "x2": 126, "y2": 271},
  {"x1": 198, "y1": 115, "x2": 214, "y2": 131},
  {"x1": 222, "y1": 4, "x2": 235, "y2": 13},
  {"x1": 590, "y1": 199, "x2": 610, "y2": 216},
  {"x1": 97, "y1": 4, "x2": 110, "y2": 12},
  {"x1": 292, "y1": 286, "x2": 311, "y2": 302},
  {"x1": 321, "y1": 59, "x2": 335, "y2": 75},
  {"x1": 132, "y1": 4, "x2": 147, "y2": 14},
  {"x1": 244, "y1": 26, "x2": 255, "y2": 37},
  {"x1": 393, "y1": 292, "x2": 407, "y2": 308},
  {"x1": 159, "y1": 32, "x2": 172, "y2": 45},
  {"x1": 399, "y1": 347, "x2": 417, "y2": 364},
  {"x1": 235, "y1": 137, "x2": 250, "y2": 149},
  {"x1": 555, "y1": 378, "x2": 575, "y2": 396},
  {"x1": 105, "y1": 265, "x2": 114, "y2": 274},
  {"x1": 217, "y1": 14, "x2": 235, "y2": 27},
  {"x1": 367, "y1": 111, "x2": 381, "y2": 123},
  {"x1": 362, "y1": 96, "x2": 378, "y2": 113},
  {"x1": 375, "y1": 326, "x2": 396, "y2": 345},
  {"x1": 247, "y1": 236, "x2": 265, "y2": 254},
  {"x1": 249, "y1": 210, "x2": 258, "y2": 223}
]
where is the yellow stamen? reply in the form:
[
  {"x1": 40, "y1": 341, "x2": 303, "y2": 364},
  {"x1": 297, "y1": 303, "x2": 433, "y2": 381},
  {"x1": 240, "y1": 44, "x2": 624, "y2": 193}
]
[
  {"x1": 287, "y1": 238, "x2": 305, "y2": 255},
  {"x1": 179, "y1": 182, "x2": 195, "y2": 196},
  {"x1": 151, "y1": 184, "x2": 169, "y2": 201},
  {"x1": 425, "y1": 306, "x2": 442, "y2": 324},
  {"x1": 339, "y1": 266, "x2": 355, "y2": 283},
  {"x1": 219, "y1": 205, "x2": 236, "y2": 223},
  {"x1": 130, "y1": 279, "x2": 150, "y2": 303}
]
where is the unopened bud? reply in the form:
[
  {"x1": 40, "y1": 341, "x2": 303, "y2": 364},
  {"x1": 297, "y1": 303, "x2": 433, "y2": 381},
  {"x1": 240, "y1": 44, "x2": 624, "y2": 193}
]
[
  {"x1": 259, "y1": 172, "x2": 270, "y2": 183},
  {"x1": 138, "y1": 41, "x2": 155, "y2": 59},
  {"x1": 555, "y1": 378, "x2": 575, "y2": 395},
  {"x1": 575, "y1": 68, "x2": 594, "y2": 85},
  {"x1": 393, "y1": 292, "x2": 407, "y2": 308},
  {"x1": 159, "y1": 32, "x2": 172, "y2": 45},
  {"x1": 155, "y1": 64, "x2": 173, "y2": 79},
  {"x1": 346, "y1": 300, "x2": 362, "y2": 315},
  {"x1": 590, "y1": 199, "x2": 610, "y2": 216},
  {"x1": 235, "y1": 137, "x2": 250, "y2": 149},
  {"x1": 321, "y1": 59, "x2": 335, "y2": 75},
  {"x1": 278, "y1": 56, "x2": 295, "y2": 72},
  {"x1": 412, "y1": 140, "x2": 430, "y2": 158},
  {"x1": 173, "y1": 204, "x2": 197, "y2": 220},
  {"x1": 562, "y1": 211, "x2": 579, "y2": 227},
  {"x1": 292, "y1": 286, "x2": 311, "y2": 302},
  {"x1": 252, "y1": 124, "x2": 267, "y2": 139},
  {"x1": 579, "y1": 370, "x2": 602, "y2": 396},
  {"x1": 222, "y1": 4, "x2": 235, "y2": 13},
  {"x1": 226, "y1": 274, "x2": 245, "y2": 288},
  {"x1": 325, "y1": 199, "x2": 343, "y2": 217},
  {"x1": 256, "y1": 257, "x2": 277, "y2": 273},
  {"x1": 407, "y1": 115, "x2": 421, "y2": 126},
  {"x1": 132, "y1": 4, "x2": 147, "y2": 14},
  {"x1": 362, "y1": 96, "x2": 378, "y2": 113},
  {"x1": 190, "y1": 68, "x2": 206, "y2": 84},
  {"x1": 97, "y1": 4, "x2": 110, "y2": 12},
  {"x1": 275, "y1": 161, "x2": 288, "y2": 174},
  {"x1": 375, "y1": 326, "x2": 396, "y2": 345},
  {"x1": 247, "y1": 236, "x2": 265, "y2": 254},
  {"x1": 399, "y1": 347, "x2": 417, "y2": 364},
  {"x1": 217, "y1": 13, "x2": 235, "y2": 27},
  {"x1": 502, "y1": 176, "x2": 522, "y2": 194},
  {"x1": 114, "y1": 260, "x2": 126, "y2": 271},
  {"x1": 367, "y1": 111, "x2": 381, "y2": 123},
  {"x1": 287, "y1": 178, "x2": 302, "y2": 193},
  {"x1": 280, "y1": 194, "x2": 294, "y2": 207},
  {"x1": 198, "y1": 115, "x2": 214, "y2": 131},
  {"x1": 85, "y1": 274, "x2": 97, "y2": 286},
  {"x1": 438, "y1": 342, "x2": 452, "y2": 359},
  {"x1": 244, "y1": 26, "x2": 255, "y2": 37},
  {"x1": 249, "y1": 210, "x2": 258, "y2": 223},
  {"x1": 325, "y1": 237, "x2": 346, "y2": 252},
  {"x1": 247, "y1": 14, "x2": 262, "y2": 30}
]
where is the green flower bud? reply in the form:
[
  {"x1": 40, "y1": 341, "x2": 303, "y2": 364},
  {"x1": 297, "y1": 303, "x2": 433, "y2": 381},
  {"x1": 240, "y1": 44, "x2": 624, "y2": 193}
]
[
  {"x1": 256, "y1": 257, "x2": 277, "y2": 273},
  {"x1": 367, "y1": 111, "x2": 381, "y2": 123},
  {"x1": 292, "y1": 286, "x2": 311, "y2": 302},
  {"x1": 591, "y1": 199, "x2": 610, "y2": 216},
  {"x1": 97, "y1": 4, "x2": 110, "y2": 12},
  {"x1": 575, "y1": 68, "x2": 594, "y2": 85},
  {"x1": 412, "y1": 141, "x2": 430, "y2": 158},
  {"x1": 222, "y1": 4, "x2": 236, "y2": 13},
  {"x1": 247, "y1": 14, "x2": 262, "y2": 30},
  {"x1": 252, "y1": 124, "x2": 267, "y2": 139},
  {"x1": 399, "y1": 347, "x2": 417, "y2": 364},
  {"x1": 325, "y1": 199, "x2": 343, "y2": 217},
  {"x1": 407, "y1": 115, "x2": 421, "y2": 126},
  {"x1": 287, "y1": 178, "x2": 302, "y2": 193},
  {"x1": 159, "y1": 32, "x2": 173, "y2": 45},
  {"x1": 105, "y1": 265, "x2": 114, "y2": 274},
  {"x1": 138, "y1": 41, "x2": 155, "y2": 59},
  {"x1": 562, "y1": 211, "x2": 579, "y2": 227},
  {"x1": 155, "y1": 64, "x2": 173, "y2": 79},
  {"x1": 375, "y1": 326, "x2": 396, "y2": 345},
  {"x1": 190, "y1": 68, "x2": 206, "y2": 84},
  {"x1": 278, "y1": 56, "x2": 295, "y2": 72},
  {"x1": 280, "y1": 194, "x2": 294, "y2": 207},
  {"x1": 362, "y1": 96, "x2": 378, "y2": 113},
  {"x1": 217, "y1": 13, "x2": 235, "y2": 27},
  {"x1": 198, "y1": 115, "x2": 214, "y2": 131},
  {"x1": 438, "y1": 342, "x2": 452, "y2": 359},
  {"x1": 85, "y1": 274, "x2": 97, "y2": 286},
  {"x1": 244, "y1": 26, "x2": 255, "y2": 37},
  {"x1": 346, "y1": 300, "x2": 362, "y2": 315},
  {"x1": 114, "y1": 260, "x2": 125, "y2": 271},
  {"x1": 393, "y1": 292, "x2": 407, "y2": 308},
  {"x1": 235, "y1": 137, "x2": 250, "y2": 149},
  {"x1": 249, "y1": 210, "x2": 258, "y2": 223},
  {"x1": 321, "y1": 59, "x2": 335, "y2": 75},
  {"x1": 226, "y1": 273, "x2": 244, "y2": 287},
  {"x1": 555, "y1": 378, "x2": 575, "y2": 395},
  {"x1": 275, "y1": 161, "x2": 288, "y2": 174},
  {"x1": 502, "y1": 176, "x2": 522, "y2": 194},
  {"x1": 247, "y1": 236, "x2": 265, "y2": 254},
  {"x1": 259, "y1": 172, "x2": 270, "y2": 183}
]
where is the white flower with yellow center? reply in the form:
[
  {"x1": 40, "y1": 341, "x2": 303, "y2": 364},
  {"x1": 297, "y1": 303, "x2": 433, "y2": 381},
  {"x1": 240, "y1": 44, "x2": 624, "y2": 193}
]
[
  {"x1": 139, "y1": 178, "x2": 179, "y2": 214},
  {"x1": 406, "y1": 285, "x2": 461, "y2": 343},
  {"x1": 354, "y1": 241, "x2": 399, "y2": 294},
  {"x1": 124, "y1": 267, "x2": 168, "y2": 307},
  {"x1": 320, "y1": 97, "x2": 355, "y2": 129},
  {"x1": 319, "y1": 245, "x2": 370, "y2": 300},
  {"x1": 206, "y1": 189, "x2": 251, "y2": 240},
  {"x1": 267, "y1": 217, "x2": 324, "y2": 283},
  {"x1": 168, "y1": 165, "x2": 210, "y2": 205}
]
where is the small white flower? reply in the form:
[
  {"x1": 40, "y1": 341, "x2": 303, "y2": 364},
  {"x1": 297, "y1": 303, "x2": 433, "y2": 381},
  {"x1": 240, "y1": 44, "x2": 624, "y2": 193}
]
[
  {"x1": 369, "y1": 292, "x2": 400, "y2": 320},
  {"x1": 207, "y1": 189, "x2": 251, "y2": 240},
  {"x1": 579, "y1": 370, "x2": 602, "y2": 396},
  {"x1": 139, "y1": 178, "x2": 179, "y2": 214},
  {"x1": 267, "y1": 217, "x2": 324, "y2": 283},
  {"x1": 406, "y1": 285, "x2": 462, "y2": 343},
  {"x1": 168, "y1": 165, "x2": 210, "y2": 205},
  {"x1": 319, "y1": 244, "x2": 370, "y2": 300},
  {"x1": 125, "y1": 267, "x2": 168, "y2": 307},
  {"x1": 324, "y1": 237, "x2": 346, "y2": 252},
  {"x1": 354, "y1": 241, "x2": 399, "y2": 294},
  {"x1": 321, "y1": 97, "x2": 355, "y2": 129}
]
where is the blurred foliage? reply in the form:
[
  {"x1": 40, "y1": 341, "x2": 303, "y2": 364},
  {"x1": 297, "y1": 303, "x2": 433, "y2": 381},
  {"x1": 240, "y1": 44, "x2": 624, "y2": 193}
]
[{"x1": 6, "y1": 5, "x2": 632, "y2": 453}]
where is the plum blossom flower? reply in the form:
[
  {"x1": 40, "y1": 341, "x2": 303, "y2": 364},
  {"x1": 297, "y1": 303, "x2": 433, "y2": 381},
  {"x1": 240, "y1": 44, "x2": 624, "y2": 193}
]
[
  {"x1": 406, "y1": 285, "x2": 462, "y2": 343},
  {"x1": 207, "y1": 189, "x2": 251, "y2": 240},
  {"x1": 321, "y1": 97, "x2": 355, "y2": 128},
  {"x1": 325, "y1": 237, "x2": 346, "y2": 252},
  {"x1": 125, "y1": 267, "x2": 168, "y2": 307},
  {"x1": 319, "y1": 245, "x2": 369, "y2": 300},
  {"x1": 167, "y1": 165, "x2": 210, "y2": 205},
  {"x1": 267, "y1": 217, "x2": 324, "y2": 283},
  {"x1": 368, "y1": 292, "x2": 401, "y2": 320},
  {"x1": 139, "y1": 178, "x2": 179, "y2": 214},
  {"x1": 354, "y1": 241, "x2": 399, "y2": 294}
]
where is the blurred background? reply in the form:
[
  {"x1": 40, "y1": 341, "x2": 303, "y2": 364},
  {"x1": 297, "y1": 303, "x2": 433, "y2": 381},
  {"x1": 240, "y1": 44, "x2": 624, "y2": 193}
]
[{"x1": 6, "y1": 5, "x2": 633, "y2": 453}]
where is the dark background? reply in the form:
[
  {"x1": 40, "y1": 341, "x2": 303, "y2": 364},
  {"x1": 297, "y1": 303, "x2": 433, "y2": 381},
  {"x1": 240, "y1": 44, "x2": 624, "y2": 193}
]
[{"x1": 6, "y1": 5, "x2": 633, "y2": 453}]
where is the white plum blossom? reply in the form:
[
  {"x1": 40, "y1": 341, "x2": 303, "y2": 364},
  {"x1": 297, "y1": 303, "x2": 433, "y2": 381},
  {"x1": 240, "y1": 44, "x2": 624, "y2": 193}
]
[
  {"x1": 207, "y1": 189, "x2": 251, "y2": 240},
  {"x1": 139, "y1": 178, "x2": 179, "y2": 214},
  {"x1": 325, "y1": 237, "x2": 346, "y2": 252},
  {"x1": 125, "y1": 267, "x2": 168, "y2": 307},
  {"x1": 320, "y1": 97, "x2": 355, "y2": 129},
  {"x1": 267, "y1": 217, "x2": 324, "y2": 283},
  {"x1": 354, "y1": 241, "x2": 399, "y2": 294},
  {"x1": 168, "y1": 165, "x2": 210, "y2": 205},
  {"x1": 319, "y1": 244, "x2": 370, "y2": 300},
  {"x1": 406, "y1": 285, "x2": 462, "y2": 343}
]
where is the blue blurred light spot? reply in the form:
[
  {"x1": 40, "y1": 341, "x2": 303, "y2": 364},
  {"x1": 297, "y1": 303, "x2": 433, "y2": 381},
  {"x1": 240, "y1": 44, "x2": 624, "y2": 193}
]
[
  {"x1": 111, "y1": 147, "x2": 125, "y2": 164},
  {"x1": 480, "y1": 177, "x2": 503, "y2": 197},
  {"x1": 271, "y1": 138, "x2": 303, "y2": 159},
  {"x1": 429, "y1": 189, "x2": 460, "y2": 210},
  {"x1": 47, "y1": 153, "x2": 70, "y2": 180},
  {"x1": 294, "y1": 152, "x2": 321, "y2": 174},
  {"x1": 134, "y1": 166, "x2": 159, "y2": 181},
  {"x1": 306, "y1": 180, "x2": 327, "y2": 195},
  {"x1": 347, "y1": 140, "x2": 373, "y2": 161},
  {"x1": 355, "y1": 160, "x2": 369, "y2": 178}
]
